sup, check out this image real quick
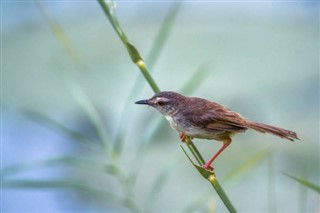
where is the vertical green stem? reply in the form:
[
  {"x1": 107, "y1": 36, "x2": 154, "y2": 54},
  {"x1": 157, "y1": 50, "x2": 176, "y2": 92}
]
[
  {"x1": 97, "y1": 0, "x2": 160, "y2": 93},
  {"x1": 184, "y1": 136, "x2": 205, "y2": 165},
  {"x1": 135, "y1": 60, "x2": 160, "y2": 93},
  {"x1": 97, "y1": 1, "x2": 237, "y2": 212},
  {"x1": 208, "y1": 175, "x2": 237, "y2": 213},
  {"x1": 181, "y1": 145, "x2": 237, "y2": 213}
]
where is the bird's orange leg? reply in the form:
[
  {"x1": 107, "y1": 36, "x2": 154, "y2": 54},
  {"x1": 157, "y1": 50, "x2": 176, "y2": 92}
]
[
  {"x1": 203, "y1": 139, "x2": 231, "y2": 171},
  {"x1": 179, "y1": 132, "x2": 186, "y2": 142},
  {"x1": 179, "y1": 132, "x2": 193, "y2": 142}
]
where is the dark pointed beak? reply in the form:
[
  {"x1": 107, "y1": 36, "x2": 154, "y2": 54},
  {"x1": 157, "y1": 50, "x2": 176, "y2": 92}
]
[{"x1": 135, "y1": 99, "x2": 151, "y2": 105}]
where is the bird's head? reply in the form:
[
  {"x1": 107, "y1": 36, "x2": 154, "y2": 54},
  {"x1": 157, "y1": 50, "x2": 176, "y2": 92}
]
[{"x1": 135, "y1": 91, "x2": 185, "y2": 116}]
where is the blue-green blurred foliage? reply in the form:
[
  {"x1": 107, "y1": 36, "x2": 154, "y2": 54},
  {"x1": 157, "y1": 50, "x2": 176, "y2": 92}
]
[{"x1": 2, "y1": 1, "x2": 319, "y2": 212}]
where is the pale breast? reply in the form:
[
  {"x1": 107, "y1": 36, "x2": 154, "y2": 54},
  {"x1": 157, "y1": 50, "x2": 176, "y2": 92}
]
[
  {"x1": 165, "y1": 115, "x2": 180, "y2": 130},
  {"x1": 165, "y1": 115, "x2": 226, "y2": 140},
  {"x1": 165, "y1": 115, "x2": 202, "y2": 135}
]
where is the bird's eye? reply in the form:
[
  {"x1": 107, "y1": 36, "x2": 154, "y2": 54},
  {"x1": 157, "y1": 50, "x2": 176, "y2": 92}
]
[
  {"x1": 157, "y1": 101, "x2": 165, "y2": 106},
  {"x1": 155, "y1": 97, "x2": 169, "y2": 106}
]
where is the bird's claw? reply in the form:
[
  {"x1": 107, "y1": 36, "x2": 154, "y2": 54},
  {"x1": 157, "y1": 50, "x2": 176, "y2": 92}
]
[{"x1": 202, "y1": 164, "x2": 214, "y2": 171}]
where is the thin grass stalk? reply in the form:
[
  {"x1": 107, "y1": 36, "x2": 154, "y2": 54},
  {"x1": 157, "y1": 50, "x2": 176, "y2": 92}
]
[
  {"x1": 97, "y1": 1, "x2": 237, "y2": 212},
  {"x1": 208, "y1": 175, "x2": 236, "y2": 213},
  {"x1": 112, "y1": 1, "x2": 182, "y2": 157},
  {"x1": 145, "y1": 1, "x2": 182, "y2": 69},
  {"x1": 281, "y1": 172, "x2": 320, "y2": 193},
  {"x1": 180, "y1": 146, "x2": 237, "y2": 213},
  {"x1": 34, "y1": 0, "x2": 85, "y2": 71},
  {"x1": 184, "y1": 136, "x2": 205, "y2": 165},
  {"x1": 97, "y1": 0, "x2": 160, "y2": 93}
]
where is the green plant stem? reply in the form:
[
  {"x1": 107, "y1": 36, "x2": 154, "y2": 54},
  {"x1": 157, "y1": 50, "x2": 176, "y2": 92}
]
[
  {"x1": 97, "y1": 1, "x2": 237, "y2": 212},
  {"x1": 184, "y1": 137, "x2": 237, "y2": 212},
  {"x1": 180, "y1": 146, "x2": 237, "y2": 213},
  {"x1": 111, "y1": 1, "x2": 182, "y2": 158},
  {"x1": 184, "y1": 136, "x2": 205, "y2": 165},
  {"x1": 136, "y1": 60, "x2": 160, "y2": 93},
  {"x1": 207, "y1": 175, "x2": 236, "y2": 213},
  {"x1": 97, "y1": 0, "x2": 160, "y2": 93}
]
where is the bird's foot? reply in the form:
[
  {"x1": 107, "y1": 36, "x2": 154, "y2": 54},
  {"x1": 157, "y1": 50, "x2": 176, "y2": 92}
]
[
  {"x1": 179, "y1": 132, "x2": 186, "y2": 142},
  {"x1": 179, "y1": 132, "x2": 194, "y2": 142},
  {"x1": 202, "y1": 163, "x2": 214, "y2": 171}
]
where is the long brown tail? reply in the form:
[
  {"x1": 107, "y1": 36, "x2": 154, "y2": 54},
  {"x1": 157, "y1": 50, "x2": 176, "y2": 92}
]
[{"x1": 246, "y1": 121, "x2": 299, "y2": 141}]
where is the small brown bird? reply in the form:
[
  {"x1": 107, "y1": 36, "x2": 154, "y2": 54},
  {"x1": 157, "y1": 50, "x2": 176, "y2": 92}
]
[{"x1": 135, "y1": 91, "x2": 299, "y2": 170}]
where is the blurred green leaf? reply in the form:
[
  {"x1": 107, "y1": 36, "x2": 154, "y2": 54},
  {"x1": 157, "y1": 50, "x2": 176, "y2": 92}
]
[
  {"x1": 3, "y1": 179, "x2": 120, "y2": 203},
  {"x1": 137, "y1": 117, "x2": 163, "y2": 156},
  {"x1": 268, "y1": 153, "x2": 277, "y2": 213},
  {"x1": 36, "y1": 0, "x2": 110, "y2": 151},
  {"x1": 34, "y1": 0, "x2": 86, "y2": 71},
  {"x1": 144, "y1": 155, "x2": 183, "y2": 211},
  {"x1": 112, "y1": 132, "x2": 125, "y2": 157},
  {"x1": 180, "y1": 63, "x2": 212, "y2": 95},
  {"x1": 281, "y1": 172, "x2": 320, "y2": 193},
  {"x1": 183, "y1": 191, "x2": 212, "y2": 213},
  {"x1": 146, "y1": 1, "x2": 182, "y2": 69},
  {"x1": 24, "y1": 109, "x2": 98, "y2": 150},
  {"x1": 67, "y1": 79, "x2": 110, "y2": 151},
  {"x1": 223, "y1": 149, "x2": 271, "y2": 183},
  {"x1": 1, "y1": 156, "x2": 118, "y2": 178},
  {"x1": 298, "y1": 167, "x2": 309, "y2": 213}
]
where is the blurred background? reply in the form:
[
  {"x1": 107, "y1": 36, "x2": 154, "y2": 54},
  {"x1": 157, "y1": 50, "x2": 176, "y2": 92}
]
[{"x1": 2, "y1": 1, "x2": 319, "y2": 212}]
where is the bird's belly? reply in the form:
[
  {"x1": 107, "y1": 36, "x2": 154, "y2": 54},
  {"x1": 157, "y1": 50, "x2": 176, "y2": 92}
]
[
  {"x1": 184, "y1": 128, "x2": 220, "y2": 140},
  {"x1": 165, "y1": 115, "x2": 224, "y2": 140}
]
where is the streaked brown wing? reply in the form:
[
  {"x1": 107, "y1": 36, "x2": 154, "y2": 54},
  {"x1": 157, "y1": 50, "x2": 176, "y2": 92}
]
[{"x1": 182, "y1": 98, "x2": 247, "y2": 132}]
